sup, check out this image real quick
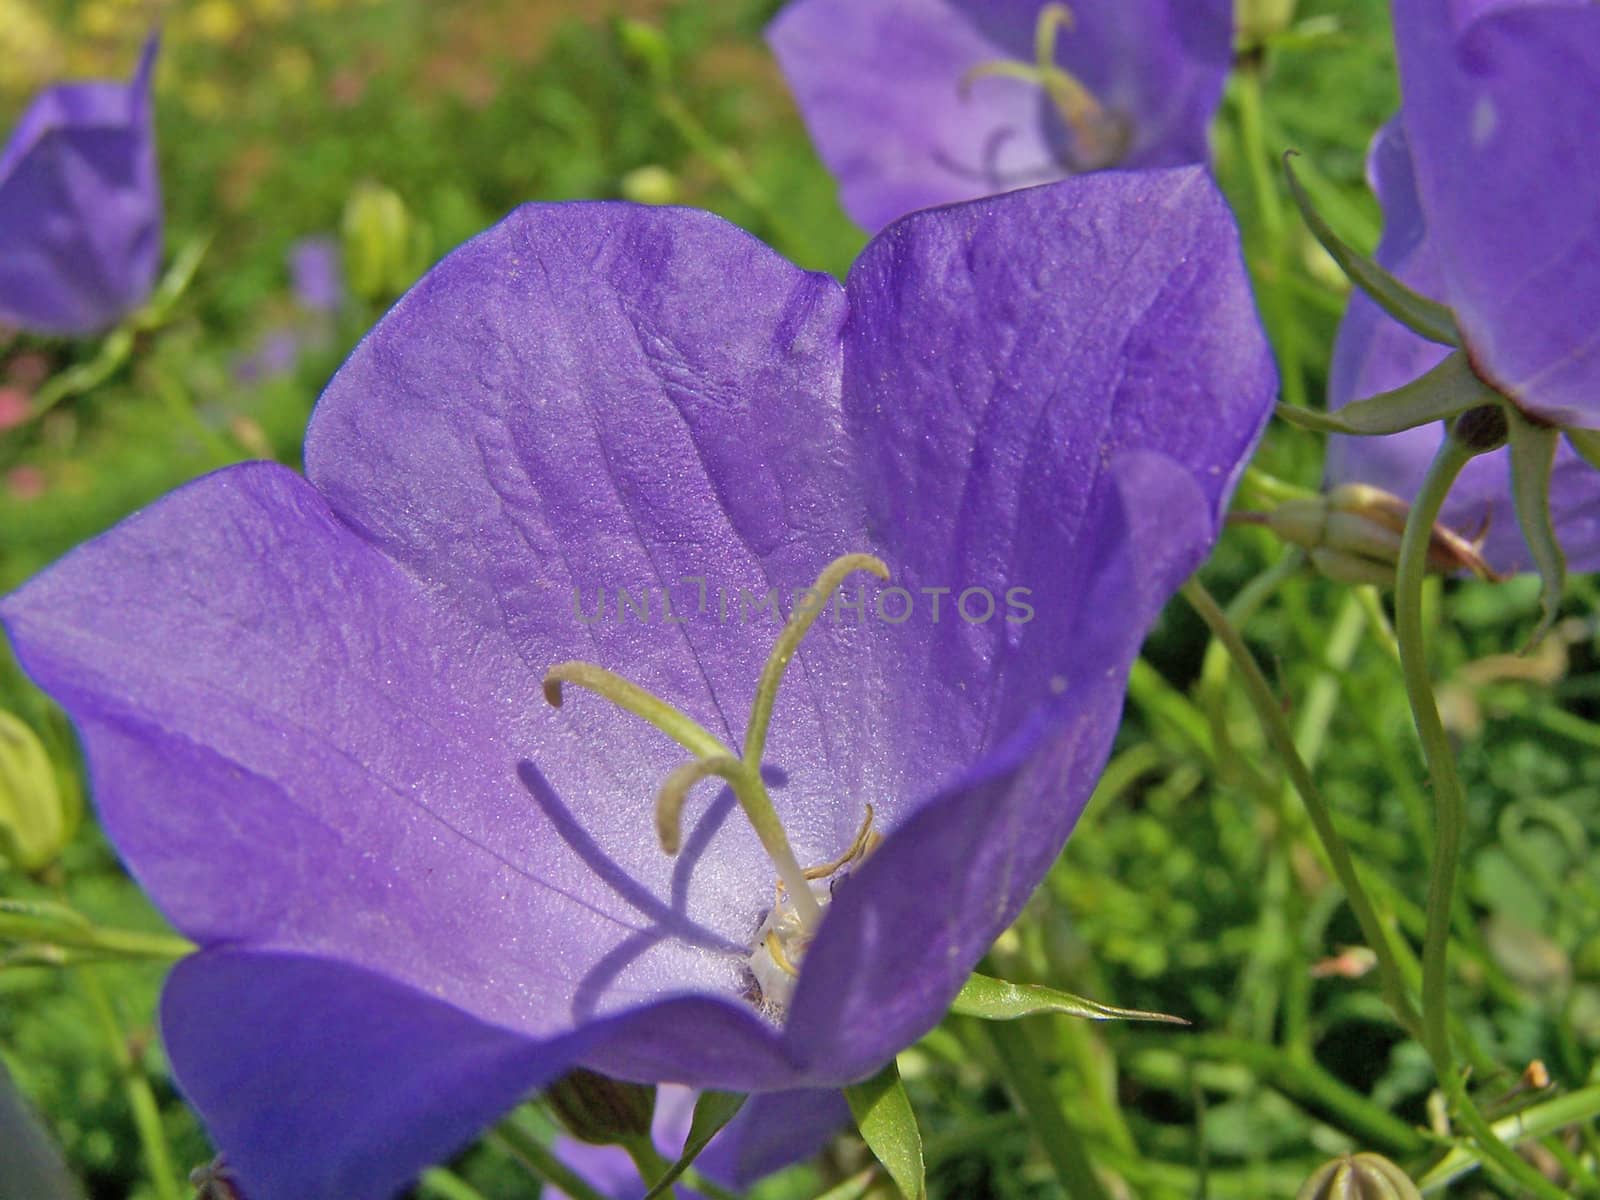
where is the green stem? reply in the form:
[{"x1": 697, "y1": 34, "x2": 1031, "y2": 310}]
[
  {"x1": 417, "y1": 1168, "x2": 495, "y2": 1200},
  {"x1": 491, "y1": 1122, "x2": 612, "y2": 1200},
  {"x1": 1170, "y1": 1034, "x2": 1426, "y2": 1158},
  {"x1": 81, "y1": 969, "x2": 183, "y2": 1200},
  {"x1": 1182, "y1": 577, "x2": 1421, "y2": 1040},
  {"x1": 1417, "y1": 1083, "x2": 1600, "y2": 1193},
  {"x1": 622, "y1": 1134, "x2": 678, "y2": 1199},
  {"x1": 980, "y1": 1020, "x2": 1114, "y2": 1200},
  {"x1": 1394, "y1": 437, "x2": 1570, "y2": 1200}
]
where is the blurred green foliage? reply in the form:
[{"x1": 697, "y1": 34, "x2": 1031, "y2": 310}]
[{"x1": 1, "y1": 0, "x2": 1598, "y2": 1197}]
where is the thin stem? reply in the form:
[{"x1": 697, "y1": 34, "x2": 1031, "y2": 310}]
[
  {"x1": 621, "y1": 1134, "x2": 678, "y2": 1199},
  {"x1": 1182, "y1": 577, "x2": 1421, "y2": 1039},
  {"x1": 980, "y1": 1020, "x2": 1114, "y2": 1200},
  {"x1": 1170, "y1": 1034, "x2": 1427, "y2": 1158},
  {"x1": 1394, "y1": 437, "x2": 1570, "y2": 1200},
  {"x1": 417, "y1": 1168, "x2": 495, "y2": 1200},
  {"x1": 491, "y1": 1123, "x2": 612, "y2": 1200},
  {"x1": 81, "y1": 969, "x2": 184, "y2": 1200}
]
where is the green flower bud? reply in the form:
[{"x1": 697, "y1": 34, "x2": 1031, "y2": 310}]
[
  {"x1": 1249, "y1": 483, "x2": 1501, "y2": 584},
  {"x1": 620, "y1": 165, "x2": 679, "y2": 207},
  {"x1": 0, "y1": 711, "x2": 70, "y2": 873},
  {"x1": 615, "y1": 19, "x2": 671, "y2": 87},
  {"x1": 1296, "y1": 1153, "x2": 1423, "y2": 1200},
  {"x1": 1236, "y1": 0, "x2": 1299, "y2": 46},
  {"x1": 341, "y1": 182, "x2": 431, "y2": 305},
  {"x1": 544, "y1": 1068, "x2": 656, "y2": 1146}
]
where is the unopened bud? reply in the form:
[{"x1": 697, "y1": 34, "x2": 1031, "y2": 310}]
[
  {"x1": 341, "y1": 182, "x2": 431, "y2": 304},
  {"x1": 1236, "y1": 0, "x2": 1298, "y2": 46},
  {"x1": 1244, "y1": 483, "x2": 1501, "y2": 584},
  {"x1": 1451, "y1": 403, "x2": 1510, "y2": 454},
  {"x1": 620, "y1": 165, "x2": 679, "y2": 207},
  {"x1": 1296, "y1": 1152, "x2": 1422, "y2": 1200},
  {"x1": 544, "y1": 1068, "x2": 655, "y2": 1145},
  {"x1": 615, "y1": 19, "x2": 671, "y2": 87},
  {"x1": 0, "y1": 712, "x2": 70, "y2": 872}
]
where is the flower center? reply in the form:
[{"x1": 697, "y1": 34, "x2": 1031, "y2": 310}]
[
  {"x1": 959, "y1": 2, "x2": 1131, "y2": 172},
  {"x1": 542, "y1": 553, "x2": 890, "y2": 1009}
]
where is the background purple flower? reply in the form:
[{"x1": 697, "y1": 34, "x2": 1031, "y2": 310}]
[
  {"x1": 0, "y1": 37, "x2": 162, "y2": 337},
  {"x1": 1, "y1": 171, "x2": 1273, "y2": 1200},
  {"x1": 1325, "y1": 22, "x2": 1600, "y2": 573},
  {"x1": 767, "y1": 0, "x2": 1232, "y2": 231},
  {"x1": 289, "y1": 236, "x2": 343, "y2": 314},
  {"x1": 1385, "y1": 0, "x2": 1600, "y2": 428}
]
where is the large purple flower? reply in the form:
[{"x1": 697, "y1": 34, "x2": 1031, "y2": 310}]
[
  {"x1": 0, "y1": 37, "x2": 162, "y2": 337},
  {"x1": 1326, "y1": 0, "x2": 1600, "y2": 573},
  {"x1": 768, "y1": 0, "x2": 1232, "y2": 232},
  {"x1": 1, "y1": 169, "x2": 1273, "y2": 1200}
]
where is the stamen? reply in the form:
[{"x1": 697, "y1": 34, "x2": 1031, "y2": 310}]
[
  {"x1": 764, "y1": 931, "x2": 800, "y2": 978},
  {"x1": 802, "y1": 803, "x2": 879, "y2": 880},
  {"x1": 743, "y1": 553, "x2": 889, "y2": 773},
  {"x1": 542, "y1": 662, "x2": 730, "y2": 761}
]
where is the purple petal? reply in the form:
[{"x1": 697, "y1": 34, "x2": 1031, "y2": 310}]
[
  {"x1": 0, "y1": 36, "x2": 162, "y2": 336},
  {"x1": 3, "y1": 179, "x2": 1272, "y2": 1195},
  {"x1": 1326, "y1": 121, "x2": 1600, "y2": 572},
  {"x1": 162, "y1": 950, "x2": 566, "y2": 1200},
  {"x1": 768, "y1": 0, "x2": 1231, "y2": 231},
  {"x1": 1392, "y1": 0, "x2": 1600, "y2": 426}
]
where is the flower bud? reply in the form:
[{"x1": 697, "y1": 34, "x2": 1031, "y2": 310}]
[
  {"x1": 1296, "y1": 1152, "x2": 1423, "y2": 1200},
  {"x1": 543, "y1": 1068, "x2": 656, "y2": 1145},
  {"x1": 0, "y1": 712, "x2": 71, "y2": 872},
  {"x1": 341, "y1": 183, "x2": 430, "y2": 305},
  {"x1": 620, "y1": 165, "x2": 679, "y2": 207},
  {"x1": 615, "y1": 19, "x2": 671, "y2": 87},
  {"x1": 1236, "y1": 0, "x2": 1298, "y2": 46},
  {"x1": 1250, "y1": 483, "x2": 1500, "y2": 584}
]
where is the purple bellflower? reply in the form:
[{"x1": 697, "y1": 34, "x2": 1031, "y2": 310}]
[
  {"x1": 0, "y1": 37, "x2": 162, "y2": 337},
  {"x1": 1325, "y1": 0, "x2": 1600, "y2": 573},
  {"x1": 1, "y1": 169, "x2": 1273, "y2": 1200},
  {"x1": 767, "y1": 0, "x2": 1233, "y2": 232}
]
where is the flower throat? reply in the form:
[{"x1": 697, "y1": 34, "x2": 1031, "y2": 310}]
[
  {"x1": 542, "y1": 553, "x2": 888, "y2": 1014},
  {"x1": 960, "y1": 2, "x2": 1131, "y2": 172}
]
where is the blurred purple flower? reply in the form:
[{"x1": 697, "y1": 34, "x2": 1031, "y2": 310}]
[
  {"x1": 1, "y1": 169, "x2": 1273, "y2": 1200},
  {"x1": 1326, "y1": 0, "x2": 1600, "y2": 572},
  {"x1": 768, "y1": 0, "x2": 1232, "y2": 231},
  {"x1": 0, "y1": 37, "x2": 162, "y2": 336},
  {"x1": 551, "y1": 1086, "x2": 846, "y2": 1198},
  {"x1": 289, "y1": 236, "x2": 343, "y2": 314},
  {"x1": 231, "y1": 329, "x2": 304, "y2": 385}
]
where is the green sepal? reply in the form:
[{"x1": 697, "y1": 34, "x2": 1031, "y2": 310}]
[
  {"x1": 1276, "y1": 351, "x2": 1494, "y2": 437},
  {"x1": 951, "y1": 971, "x2": 1188, "y2": 1025},
  {"x1": 640, "y1": 1090, "x2": 745, "y2": 1200},
  {"x1": 843, "y1": 1059, "x2": 926, "y2": 1200},
  {"x1": 1566, "y1": 426, "x2": 1600, "y2": 473},
  {"x1": 1283, "y1": 151, "x2": 1459, "y2": 346},
  {"x1": 1505, "y1": 408, "x2": 1566, "y2": 646}
]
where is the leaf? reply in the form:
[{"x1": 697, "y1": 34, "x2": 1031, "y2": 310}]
[
  {"x1": 1505, "y1": 408, "x2": 1566, "y2": 647},
  {"x1": 844, "y1": 1060, "x2": 925, "y2": 1200},
  {"x1": 951, "y1": 972, "x2": 1189, "y2": 1025},
  {"x1": 1275, "y1": 352, "x2": 1494, "y2": 437},
  {"x1": 641, "y1": 1090, "x2": 745, "y2": 1200},
  {"x1": 1566, "y1": 426, "x2": 1600, "y2": 474},
  {"x1": 1283, "y1": 150, "x2": 1460, "y2": 346}
]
